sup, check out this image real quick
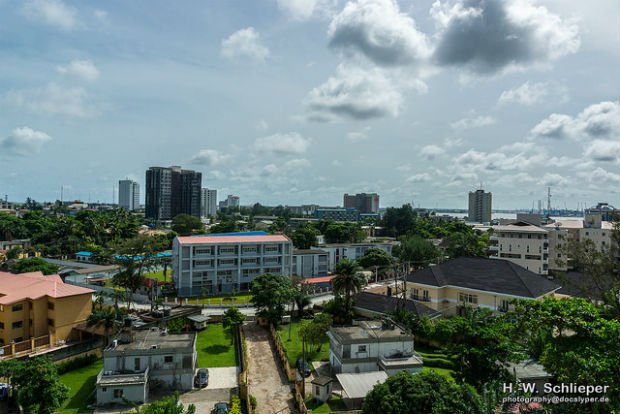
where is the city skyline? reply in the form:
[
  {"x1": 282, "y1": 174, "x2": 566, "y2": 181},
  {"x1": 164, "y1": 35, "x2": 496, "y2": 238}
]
[{"x1": 0, "y1": 0, "x2": 618, "y2": 209}]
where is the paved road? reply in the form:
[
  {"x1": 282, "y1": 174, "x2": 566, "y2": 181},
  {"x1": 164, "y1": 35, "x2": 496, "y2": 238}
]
[{"x1": 243, "y1": 324, "x2": 296, "y2": 414}]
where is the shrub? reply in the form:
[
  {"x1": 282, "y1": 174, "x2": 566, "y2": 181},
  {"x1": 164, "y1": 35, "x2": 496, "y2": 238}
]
[
  {"x1": 57, "y1": 353, "x2": 98, "y2": 374},
  {"x1": 229, "y1": 395, "x2": 242, "y2": 414},
  {"x1": 250, "y1": 395, "x2": 257, "y2": 413}
]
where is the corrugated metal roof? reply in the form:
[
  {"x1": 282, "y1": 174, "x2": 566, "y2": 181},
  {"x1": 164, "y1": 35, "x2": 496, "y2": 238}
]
[{"x1": 337, "y1": 371, "x2": 388, "y2": 399}]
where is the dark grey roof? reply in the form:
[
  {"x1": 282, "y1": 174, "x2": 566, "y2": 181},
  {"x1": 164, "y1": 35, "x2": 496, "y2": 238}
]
[
  {"x1": 405, "y1": 257, "x2": 561, "y2": 298},
  {"x1": 556, "y1": 271, "x2": 611, "y2": 301},
  {"x1": 293, "y1": 249, "x2": 328, "y2": 255},
  {"x1": 354, "y1": 292, "x2": 441, "y2": 318}
]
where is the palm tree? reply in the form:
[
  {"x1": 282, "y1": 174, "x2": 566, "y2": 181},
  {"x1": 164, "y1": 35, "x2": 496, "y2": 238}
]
[{"x1": 333, "y1": 258, "x2": 366, "y2": 314}]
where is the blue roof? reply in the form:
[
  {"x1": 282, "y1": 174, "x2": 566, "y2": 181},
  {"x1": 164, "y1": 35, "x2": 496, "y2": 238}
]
[
  {"x1": 113, "y1": 251, "x2": 173, "y2": 261},
  {"x1": 75, "y1": 251, "x2": 94, "y2": 256},
  {"x1": 194, "y1": 231, "x2": 269, "y2": 237}
]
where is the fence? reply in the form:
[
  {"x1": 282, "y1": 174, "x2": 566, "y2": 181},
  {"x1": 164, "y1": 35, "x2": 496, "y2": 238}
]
[
  {"x1": 0, "y1": 335, "x2": 51, "y2": 359},
  {"x1": 237, "y1": 326, "x2": 251, "y2": 413},
  {"x1": 269, "y1": 324, "x2": 309, "y2": 414}
]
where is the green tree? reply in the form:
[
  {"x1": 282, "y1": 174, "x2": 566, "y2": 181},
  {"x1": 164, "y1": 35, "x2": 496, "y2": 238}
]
[
  {"x1": 250, "y1": 274, "x2": 296, "y2": 326},
  {"x1": 209, "y1": 219, "x2": 238, "y2": 234},
  {"x1": 10, "y1": 257, "x2": 59, "y2": 275},
  {"x1": 2, "y1": 357, "x2": 69, "y2": 414},
  {"x1": 324, "y1": 222, "x2": 365, "y2": 244},
  {"x1": 447, "y1": 231, "x2": 489, "y2": 258},
  {"x1": 378, "y1": 204, "x2": 417, "y2": 237},
  {"x1": 0, "y1": 212, "x2": 27, "y2": 240},
  {"x1": 223, "y1": 307, "x2": 246, "y2": 330},
  {"x1": 397, "y1": 235, "x2": 439, "y2": 267},
  {"x1": 362, "y1": 371, "x2": 484, "y2": 414},
  {"x1": 290, "y1": 225, "x2": 319, "y2": 249},
  {"x1": 136, "y1": 392, "x2": 196, "y2": 413},
  {"x1": 171, "y1": 214, "x2": 205, "y2": 236},
  {"x1": 332, "y1": 258, "x2": 365, "y2": 322}
]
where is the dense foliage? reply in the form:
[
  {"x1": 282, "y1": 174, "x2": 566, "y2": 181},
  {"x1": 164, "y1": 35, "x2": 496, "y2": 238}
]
[
  {"x1": 250, "y1": 273, "x2": 296, "y2": 325},
  {"x1": 10, "y1": 257, "x2": 60, "y2": 275}
]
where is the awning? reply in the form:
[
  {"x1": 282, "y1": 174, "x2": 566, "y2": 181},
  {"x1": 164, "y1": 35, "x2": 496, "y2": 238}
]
[{"x1": 301, "y1": 276, "x2": 335, "y2": 284}]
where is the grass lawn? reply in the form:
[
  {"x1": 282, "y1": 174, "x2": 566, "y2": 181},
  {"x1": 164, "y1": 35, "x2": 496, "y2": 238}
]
[
  {"x1": 58, "y1": 359, "x2": 103, "y2": 414},
  {"x1": 276, "y1": 320, "x2": 330, "y2": 367},
  {"x1": 422, "y1": 366, "x2": 456, "y2": 380},
  {"x1": 306, "y1": 395, "x2": 347, "y2": 413},
  {"x1": 144, "y1": 270, "x2": 172, "y2": 282},
  {"x1": 196, "y1": 324, "x2": 238, "y2": 367},
  {"x1": 186, "y1": 293, "x2": 253, "y2": 306}
]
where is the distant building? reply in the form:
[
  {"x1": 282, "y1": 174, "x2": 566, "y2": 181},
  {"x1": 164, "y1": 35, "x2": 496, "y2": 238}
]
[
  {"x1": 172, "y1": 233, "x2": 293, "y2": 296},
  {"x1": 218, "y1": 194, "x2": 240, "y2": 212},
  {"x1": 315, "y1": 208, "x2": 359, "y2": 221},
  {"x1": 0, "y1": 271, "x2": 93, "y2": 347},
  {"x1": 343, "y1": 193, "x2": 379, "y2": 214},
  {"x1": 96, "y1": 327, "x2": 197, "y2": 406},
  {"x1": 200, "y1": 188, "x2": 217, "y2": 218},
  {"x1": 292, "y1": 249, "x2": 329, "y2": 278},
  {"x1": 468, "y1": 189, "x2": 492, "y2": 223},
  {"x1": 317, "y1": 242, "x2": 396, "y2": 272},
  {"x1": 585, "y1": 202, "x2": 617, "y2": 222},
  {"x1": 145, "y1": 166, "x2": 202, "y2": 221},
  {"x1": 489, "y1": 221, "x2": 549, "y2": 275},
  {"x1": 118, "y1": 180, "x2": 140, "y2": 211}
]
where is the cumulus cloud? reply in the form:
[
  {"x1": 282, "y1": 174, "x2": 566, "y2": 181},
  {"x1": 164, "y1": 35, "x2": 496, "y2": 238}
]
[
  {"x1": 540, "y1": 172, "x2": 568, "y2": 187},
  {"x1": 530, "y1": 101, "x2": 620, "y2": 140},
  {"x1": 221, "y1": 27, "x2": 270, "y2": 61},
  {"x1": 431, "y1": 0, "x2": 580, "y2": 75},
  {"x1": 0, "y1": 127, "x2": 52, "y2": 157},
  {"x1": 277, "y1": 0, "x2": 336, "y2": 20},
  {"x1": 420, "y1": 144, "x2": 445, "y2": 160},
  {"x1": 498, "y1": 81, "x2": 549, "y2": 106},
  {"x1": 23, "y1": 0, "x2": 78, "y2": 30},
  {"x1": 254, "y1": 132, "x2": 311, "y2": 155},
  {"x1": 2, "y1": 82, "x2": 99, "y2": 118},
  {"x1": 305, "y1": 65, "x2": 404, "y2": 121},
  {"x1": 451, "y1": 115, "x2": 495, "y2": 130},
  {"x1": 584, "y1": 140, "x2": 620, "y2": 162},
  {"x1": 406, "y1": 173, "x2": 431, "y2": 183},
  {"x1": 57, "y1": 59, "x2": 100, "y2": 82},
  {"x1": 190, "y1": 149, "x2": 232, "y2": 166},
  {"x1": 328, "y1": 0, "x2": 430, "y2": 67},
  {"x1": 347, "y1": 126, "x2": 371, "y2": 142},
  {"x1": 580, "y1": 167, "x2": 620, "y2": 184}
]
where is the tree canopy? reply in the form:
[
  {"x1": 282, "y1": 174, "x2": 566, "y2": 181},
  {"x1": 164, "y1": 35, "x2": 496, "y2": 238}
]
[
  {"x1": 171, "y1": 214, "x2": 204, "y2": 236},
  {"x1": 250, "y1": 273, "x2": 296, "y2": 325},
  {"x1": 290, "y1": 225, "x2": 319, "y2": 249},
  {"x1": 10, "y1": 257, "x2": 60, "y2": 275}
]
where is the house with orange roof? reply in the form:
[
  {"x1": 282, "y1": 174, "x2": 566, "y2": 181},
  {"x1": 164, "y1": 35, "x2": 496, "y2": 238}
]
[{"x1": 0, "y1": 271, "x2": 94, "y2": 349}]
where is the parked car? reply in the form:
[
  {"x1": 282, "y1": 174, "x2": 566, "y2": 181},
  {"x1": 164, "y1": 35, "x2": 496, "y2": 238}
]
[
  {"x1": 296, "y1": 357, "x2": 311, "y2": 378},
  {"x1": 213, "y1": 402, "x2": 229, "y2": 414},
  {"x1": 194, "y1": 368, "x2": 209, "y2": 388}
]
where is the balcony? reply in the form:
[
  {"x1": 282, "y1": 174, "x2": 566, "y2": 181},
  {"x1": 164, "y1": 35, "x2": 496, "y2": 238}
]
[{"x1": 378, "y1": 351, "x2": 424, "y2": 372}]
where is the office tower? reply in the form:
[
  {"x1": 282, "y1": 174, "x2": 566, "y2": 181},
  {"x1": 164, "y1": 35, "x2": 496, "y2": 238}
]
[
  {"x1": 145, "y1": 166, "x2": 202, "y2": 220},
  {"x1": 118, "y1": 179, "x2": 140, "y2": 211},
  {"x1": 468, "y1": 189, "x2": 492, "y2": 223},
  {"x1": 343, "y1": 193, "x2": 379, "y2": 213},
  {"x1": 226, "y1": 195, "x2": 240, "y2": 209},
  {"x1": 201, "y1": 188, "x2": 217, "y2": 218}
]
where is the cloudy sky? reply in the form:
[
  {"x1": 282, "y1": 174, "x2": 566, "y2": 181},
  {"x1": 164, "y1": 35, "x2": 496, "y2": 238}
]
[{"x1": 0, "y1": 0, "x2": 619, "y2": 210}]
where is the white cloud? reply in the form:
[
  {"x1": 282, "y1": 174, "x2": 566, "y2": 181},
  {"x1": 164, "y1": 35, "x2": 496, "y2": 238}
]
[
  {"x1": 284, "y1": 158, "x2": 312, "y2": 169},
  {"x1": 23, "y1": 0, "x2": 78, "y2": 31},
  {"x1": 420, "y1": 144, "x2": 445, "y2": 160},
  {"x1": 0, "y1": 127, "x2": 52, "y2": 157},
  {"x1": 406, "y1": 173, "x2": 431, "y2": 183},
  {"x1": 277, "y1": 0, "x2": 336, "y2": 20},
  {"x1": 254, "y1": 132, "x2": 311, "y2": 155},
  {"x1": 305, "y1": 64, "x2": 404, "y2": 121},
  {"x1": 498, "y1": 82, "x2": 549, "y2": 106},
  {"x1": 328, "y1": 0, "x2": 431, "y2": 67},
  {"x1": 530, "y1": 101, "x2": 620, "y2": 140},
  {"x1": 190, "y1": 149, "x2": 232, "y2": 166},
  {"x1": 431, "y1": 0, "x2": 580, "y2": 75},
  {"x1": 221, "y1": 27, "x2": 270, "y2": 61},
  {"x1": 450, "y1": 115, "x2": 495, "y2": 130},
  {"x1": 256, "y1": 120, "x2": 269, "y2": 131},
  {"x1": 540, "y1": 173, "x2": 568, "y2": 187},
  {"x1": 57, "y1": 59, "x2": 100, "y2": 82},
  {"x1": 3, "y1": 82, "x2": 99, "y2": 118},
  {"x1": 530, "y1": 113, "x2": 572, "y2": 138},
  {"x1": 347, "y1": 126, "x2": 371, "y2": 142},
  {"x1": 584, "y1": 140, "x2": 620, "y2": 162},
  {"x1": 93, "y1": 9, "x2": 107, "y2": 20}
]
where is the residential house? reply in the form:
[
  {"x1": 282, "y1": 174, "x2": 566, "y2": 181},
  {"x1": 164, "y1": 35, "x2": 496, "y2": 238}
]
[
  {"x1": 327, "y1": 320, "x2": 423, "y2": 375},
  {"x1": 489, "y1": 221, "x2": 550, "y2": 275},
  {"x1": 96, "y1": 327, "x2": 197, "y2": 406},
  {"x1": 353, "y1": 292, "x2": 442, "y2": 320},
  {"x1": 405, "y1": 257, "x2": 561, "y2": 315}
]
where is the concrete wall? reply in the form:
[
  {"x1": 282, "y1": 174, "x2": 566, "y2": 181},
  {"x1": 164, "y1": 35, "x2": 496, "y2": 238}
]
[{"x1": 97, "y1": 382, "x2": 148, "y2": 406}]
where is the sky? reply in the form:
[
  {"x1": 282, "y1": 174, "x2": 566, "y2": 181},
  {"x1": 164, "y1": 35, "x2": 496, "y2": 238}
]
[{"x1": 0, "y1": 0, "x2": 619, "y2": 210}]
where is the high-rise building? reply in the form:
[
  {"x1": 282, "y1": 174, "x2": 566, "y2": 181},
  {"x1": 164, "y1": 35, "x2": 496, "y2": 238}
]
[
  {"x1": 343, "y1": 193, "x2": 379, "y2": 213},
  {"x1": 118, "y1": 179, "x2": 140, "y2": 211},
  {"x1": 201, "y1": 188, "x2": 217, "y2": 218},
  {"x1": 145, "y1": 166, "x2": 202, "y2": 220},
  {"x1": 468, "y1": 189, "x2": 492, "y2": 223}
]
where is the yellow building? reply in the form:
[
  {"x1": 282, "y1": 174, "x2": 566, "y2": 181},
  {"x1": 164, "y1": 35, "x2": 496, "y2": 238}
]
[
  {"x1": 405, "y1": 257, "x2": 561, "y2": 315},
  {"x1": 0, "y1": 271, "x2": 93, "y2": 347}
]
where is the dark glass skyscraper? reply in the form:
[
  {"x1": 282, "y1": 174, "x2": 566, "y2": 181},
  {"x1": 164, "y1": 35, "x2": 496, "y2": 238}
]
[{"x1": 145, "y1": 166, "x2": 202, "y2": 220}]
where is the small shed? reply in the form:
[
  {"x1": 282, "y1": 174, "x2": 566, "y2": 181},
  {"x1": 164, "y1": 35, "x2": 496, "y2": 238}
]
[
  {"x1": 336, "y1": 371, "x2": 388, "y2": 409},
  {"x1": 187, "y1": 314, "x2": 210, "y2": 330},
  {"x1": 311, "y1": 376, "x2": 333, "y2": 403}
]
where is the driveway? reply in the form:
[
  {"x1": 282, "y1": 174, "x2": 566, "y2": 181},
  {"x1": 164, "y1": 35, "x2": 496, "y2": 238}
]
[
  {"x1": 180, "y1": 388, "x2": 235, "y2": 413},
  {"x1": 244, "y1": 324, "x2": 296, "y2": 414}
]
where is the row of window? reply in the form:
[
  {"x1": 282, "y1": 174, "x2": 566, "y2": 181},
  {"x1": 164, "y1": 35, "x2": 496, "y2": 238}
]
[
  {"x1": 497, "y1": 233, "x2": 547, "y2": 239},
  {"x1": 192, "y1": 245, "x2": 285, "y2": 255},
  {"x1": 0, "y1": 302, "x2": 55, "y2": 312},
  {"x1": 0, "y1": 319, "x2": 54, "y2": 330}
]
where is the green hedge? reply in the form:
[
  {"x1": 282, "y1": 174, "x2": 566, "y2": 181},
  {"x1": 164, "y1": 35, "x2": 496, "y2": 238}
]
[
  {"x1": 422, "y1": 356, "x2": 456, "y2": 370},
  {"x1": 57, "y1": 353, "x2": 99, "y2": 375},
  {"x1": 229, "y1": 395, "x2": 241, "y2": 414}
]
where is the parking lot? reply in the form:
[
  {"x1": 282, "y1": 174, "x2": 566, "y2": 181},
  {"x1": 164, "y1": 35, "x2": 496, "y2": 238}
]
[{"x1": 179, "y1": 367, "x2": 239, "y2": 413}]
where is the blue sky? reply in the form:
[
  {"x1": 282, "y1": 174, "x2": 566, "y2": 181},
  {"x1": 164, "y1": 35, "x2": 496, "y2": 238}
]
[{"x1": 0, "y1": 0, "x2": 619, "y2": 209}]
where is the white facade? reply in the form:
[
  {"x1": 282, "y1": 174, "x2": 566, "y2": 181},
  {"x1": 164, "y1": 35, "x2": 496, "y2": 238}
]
[
  {"x1": 173, "y1": 234, "x2": 293, "y2": 296},
  {"x1": 201, "y1": 188, "x2": 217, "y2": 218},
  {"x1": 119, "y1": 180, "x2": 140, "y2": 211},
  {"x1": 317, "y1": 243, "x2": 396, "y2": 272},
  {"x1": 327, "y1": 321, "x2": 422, "y2": 375},
  {"x1": 489, "y1": 222, "x2": 549, "y2": 275},
  {"x1": 292, "y1": 249, "x2": 329, "y2": 278}
]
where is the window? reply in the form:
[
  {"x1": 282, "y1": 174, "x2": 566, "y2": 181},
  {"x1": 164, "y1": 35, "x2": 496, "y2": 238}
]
[
  {"x1": 12, "y1": 304, "x2": 23, "y2": 312},
  {"x1": 48, "y1": 302, "x2": 55, "y2": 310},
  {"x1": 422, "y1": 290, "x2": 430, "y2": 301},
  {"x1": 499, "y1": 300, "x2": 510, "y2": 312},
  {"x1": 358, "y1": 345, "x2": 367, "y2": 353},
  {"x1": 114, "y1": 389, "x2": 124, "y2": 398},
  {"x1": 12, "y1": 321, "x2": 23, "y2": 329},
  {"x1": 459, "y1": 293, "x2": 478, "y2": 304},
  {"x1": 412, "y1": 288, "x2": 419, "y2": 300},
  {"x1": 164, "y1": 355, "x2": 173, "y2": 363},
  {"x1": 101, "y1": 387, "x2": 107, "y2": 392},
  {"x1": 0, "y1": 322, "x2": 4, "y2": 329},
  {"x1": 134, "y1": 358, "x2": 140, "y2": 371},
  {"x1": 47, "y1": 319, "x2": 54, "y2": 327},
  {"x1": 315, "y1": 386, "x2": 320, "y2": 396}
]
